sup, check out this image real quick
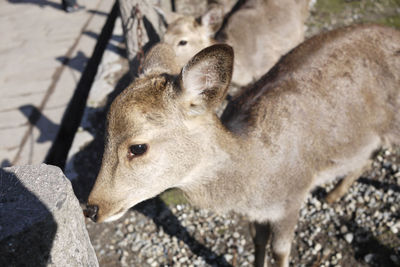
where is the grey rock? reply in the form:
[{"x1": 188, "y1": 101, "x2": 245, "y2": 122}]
[{"x1": 0, "y1": 164, "x2": 98, "y2": 267}]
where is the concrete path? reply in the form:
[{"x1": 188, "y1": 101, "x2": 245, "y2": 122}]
[{"x1": 0, "y1": 0, "x2": 114, "y2": 167}]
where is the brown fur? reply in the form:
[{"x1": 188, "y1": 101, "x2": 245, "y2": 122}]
[{"x1": 87, "y1": 25, "x2": 400, "y2": 267}]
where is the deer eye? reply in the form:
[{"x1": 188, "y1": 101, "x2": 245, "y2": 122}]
[
  {"x1": 178, "y1": 40, "x2": 187, "y2": 46},
  {"x1": 128, "y1": 144, "x2": 148, "y2": 159}
]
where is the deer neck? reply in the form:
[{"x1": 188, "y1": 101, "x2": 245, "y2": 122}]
[{"x1": 177, "y1": 114, "x2": 260, "y2": 212}]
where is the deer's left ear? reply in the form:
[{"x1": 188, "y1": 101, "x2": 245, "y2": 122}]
[{"x1": 180, "y1": 44, "x2": 233, "y2": 114}]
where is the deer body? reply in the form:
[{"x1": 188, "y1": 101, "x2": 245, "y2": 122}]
[
  {"x1": 87, "y1": 25, "x2": 400, "y2": 267},
  {"x1": 161, "y1": 0, "x2": 310, "y2": 89}
]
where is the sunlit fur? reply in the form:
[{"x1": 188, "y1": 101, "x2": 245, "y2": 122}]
[{"x1": 88, "y1": 25, "x2": 400, "y2": 267}]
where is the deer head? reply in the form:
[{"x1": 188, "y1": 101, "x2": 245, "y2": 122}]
[{"x1": 86, "y1": 44, "x2": 233, "y2": 222}]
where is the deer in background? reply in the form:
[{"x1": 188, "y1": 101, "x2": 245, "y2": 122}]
[
  {"x1": 157, "y1": 0, "x2": 311, "y2": 94},
  {"x1": 85, "y1": 25, "x2": 400, "y2": 266}
]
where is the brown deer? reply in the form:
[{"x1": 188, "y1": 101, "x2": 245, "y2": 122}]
[
  {"x1": 158, "y1": 0, "x2": 310, "y2": 92},
  {"x1": 85, "y1": 25, "x2": 400, "y2": 266}
]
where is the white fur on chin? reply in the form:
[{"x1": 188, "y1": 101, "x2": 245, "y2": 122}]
[{"x1": 103, "y1": 211, "x2": 126, "y2": 222}]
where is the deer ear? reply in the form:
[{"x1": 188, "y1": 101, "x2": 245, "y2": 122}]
[
  {"x1": 201, "y1": 5, "x2": 224, "y2": 36},
  {"x1": 180, "y1": 44, "x2": 233, "y2": 114},
  {"x1": 142, "y1": 43, "x2": 180, "y2": 76},
  {"x1": 154, "y1": 6, "x2": 183, "y2": 25}
]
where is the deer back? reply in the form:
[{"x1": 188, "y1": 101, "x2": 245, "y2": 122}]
[{"x1": 222, "y1": 24, "x2": 400, "y2": 187}]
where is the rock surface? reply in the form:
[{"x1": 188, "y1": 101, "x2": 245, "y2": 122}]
[{"x1": 0, "y1": 164, "x2": 98, "y2": 267}]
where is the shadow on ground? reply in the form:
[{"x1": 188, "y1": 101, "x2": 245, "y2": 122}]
[
  {"x1": 0, "y1": 168, "x2": 57, "y2": 266},
  {"x1": 7, "y1": 0, "x2": 62, "y2": 10},
  {"x1": 56, "y1": 51, "x2": 89, "y2": 74},
  {"x1": 19, "y1": 104, "x2": 59, "y2": 143},
  {"x1": 83, "y1": 31, "x2": 126, "y2": 56}
]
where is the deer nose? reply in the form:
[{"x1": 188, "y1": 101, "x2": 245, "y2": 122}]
[{"x1": 84, "y1": 204, "x2": 99, "y2": 222}]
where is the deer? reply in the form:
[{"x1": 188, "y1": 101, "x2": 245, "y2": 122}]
[
  {"x1": 85, "y1": 24, "x2": 400, "y2": 267},
  {"x1": 157, "y1": 0, "x2": 311, "y2": 95}
]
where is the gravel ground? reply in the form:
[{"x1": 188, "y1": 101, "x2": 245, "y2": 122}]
[
  {"x1": 70, "y1": 0, "x2": 400, "y2": 266},
  {"x1": 85, "y1": 148, "x2": 400, "y2": 267}
]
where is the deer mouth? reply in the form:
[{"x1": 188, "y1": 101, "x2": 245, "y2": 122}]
[{"x1": 84, "y1": 201, "x2": 127, "y2": 223}]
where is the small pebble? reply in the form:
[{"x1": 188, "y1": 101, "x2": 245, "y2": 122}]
[
  {"x1": 390, "y1": 255, "x2": 399, "y2": 264},
  {"x1": 225, "y1": 254, "x2": 233, "y2": 261},
  {"x1": 233, "y1": 232, "x2": 240, "y2": 239},
  {"x1": 344, "y1": 233, "x2": 354, "y2": 244},
  {"x1": 364, "y1": 254, "x2": 374, "y2": 263}
]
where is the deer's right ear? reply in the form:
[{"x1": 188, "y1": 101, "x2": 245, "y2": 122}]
[
  {"x1": 180, "y1": 44, "x2": 233, "y2": 114},
  {"x1": 142, "y1": 43, "x2": 180, "y2": 76},
  {"x1": 201, "y1": 5, "x2": 224, "y2": 36}
]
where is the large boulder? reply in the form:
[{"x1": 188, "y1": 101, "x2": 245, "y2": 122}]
[{"x1": 0, "y1": 164, "x2": 98, "y2": 266}]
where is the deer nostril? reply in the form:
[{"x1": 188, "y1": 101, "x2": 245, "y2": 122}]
[{"x1": 84, "y1": 204, "x2": 99, "y2": 222}]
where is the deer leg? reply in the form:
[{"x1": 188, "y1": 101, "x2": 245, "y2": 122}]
[
  {"x1": 325, "y1": 161, "x2": 371, "y2": 204},
  {"x1": 269, "y1": 212, "x2": 299, "y2": 267},
  {"x1": 249, "y1": 222, "x2": 271, "y2": 267}
]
